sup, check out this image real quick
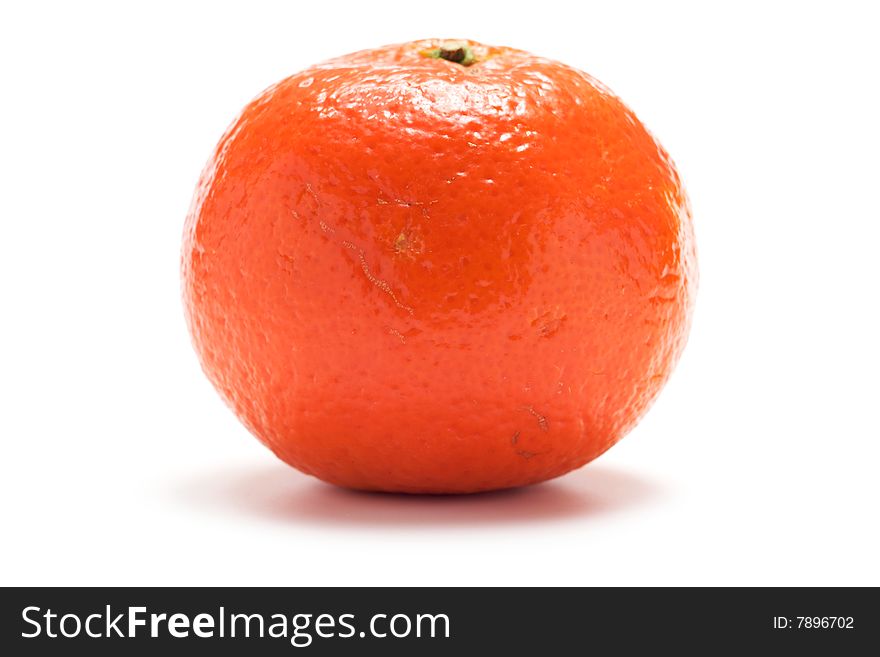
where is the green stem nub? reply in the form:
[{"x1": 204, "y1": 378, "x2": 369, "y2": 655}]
[{"x1": 424, "y1": 43, "x2": 477, "y2": 66}]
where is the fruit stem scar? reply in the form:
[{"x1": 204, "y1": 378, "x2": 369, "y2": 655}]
[{"x1": 421, "y1": 42, "x2": 477, "y2": 66}]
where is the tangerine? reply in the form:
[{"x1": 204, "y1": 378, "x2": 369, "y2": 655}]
[{"x1": 182, "y1": 39, "x2": 697, "y2": 493}]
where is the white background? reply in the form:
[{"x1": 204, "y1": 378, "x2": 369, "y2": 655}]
[{"x1": 2, "y1": 1, "x2": 878, "y2": 586}]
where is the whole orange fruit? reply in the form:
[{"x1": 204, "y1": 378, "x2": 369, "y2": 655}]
[{"x1": 182, "y1": 39, "x2": 697, "y2": 493}]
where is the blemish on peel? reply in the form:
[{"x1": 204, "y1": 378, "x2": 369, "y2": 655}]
[
  {"x1": 377, "y1": 196, "x2": 438, "y2": 209},
  {"x1": 648, "y1": 293, "x2": 677, "y2": 304},
  {"x1": 510, "y1": 431, "x2": 520, "y2": 445},
  {"x1": 388, "y1": 327, "x2": 407, "y2": 343},
  {"x1": 305, "y1": 183, "x2": 317, "y2": 198},
  {"x1": 531, "y1": 310, "x2": 567, "y2": 338},
  {"x1": 342, "y1": 241, "x2": 414, "y2": 315},
  {"x1": 523, "y1": 405, "x2": 549, "y2": 432}
]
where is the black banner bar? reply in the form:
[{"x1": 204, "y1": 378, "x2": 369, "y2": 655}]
[{"x1": 1, "y1": 587, "x2": 876, "y2": 654}]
